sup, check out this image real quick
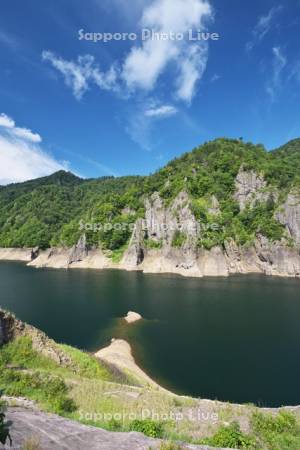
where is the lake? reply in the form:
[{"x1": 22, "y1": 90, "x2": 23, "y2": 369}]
[{"x1": 0, "y1": 261, "x2": 300, "y2": 407}]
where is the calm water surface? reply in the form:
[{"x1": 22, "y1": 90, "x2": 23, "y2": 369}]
[{"x1": 0, "y1": 261, "x2": 300, "y2": 407}]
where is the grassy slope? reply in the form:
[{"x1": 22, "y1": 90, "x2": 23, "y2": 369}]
[{"x1": 1, "y1": 335, "x2": 300, "y2": 449}]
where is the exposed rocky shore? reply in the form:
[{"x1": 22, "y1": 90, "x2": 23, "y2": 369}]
[{"x1": 1, "y1": 168, "x2": 300, "y2": 279}]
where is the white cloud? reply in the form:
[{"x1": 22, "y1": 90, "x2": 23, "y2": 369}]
[
  {"x1": 266, "y1": 46, "x2": 287, "y2": 101},
  {"x1": 122, "y1": 0, "x2": 212, "y2": 101},
  {"x1": 122, "y1": 39, "x2": 178, "y2": 91},
  {"x1": 247, "y1": 5, "x2": 283, "y2": 51},
  {"x1": 0, "y1": 113, "x2": 42, "y2": 143},
  {"x1": 0, "y1": 113, "x2": 68, "y2": 185},
  {"x1": 42, "y1": 51, "x2": 119, "y2": 100},
  {"x1": 175, "y1": 44, "x2": 208, "y2": 102},
  {"x1": 13, "y1": 127, "x2": 42, "y2": 143},
  {"x1": 144, "y1": 104, "x2": 178, "y2": 117},
  {"x1": 43, "y1": 0, "x2": 213, "y2": 104},
  {"x1": 0, "y1": 113, "x2": 15, "y2": 128}
]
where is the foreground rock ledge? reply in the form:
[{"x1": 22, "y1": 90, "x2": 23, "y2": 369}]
[{"x1": 1, "y1": 407, "x2": 230, "y2": 450}]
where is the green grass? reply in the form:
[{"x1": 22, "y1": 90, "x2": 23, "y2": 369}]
[
  {"x1": 200, "y1": 411, "x2": 300, "y2": 450},
  {"x1": 0, "y1": 369, "x2": 76, "y2": 415},
  {"x1": 110, "y1": 244, "x2": 128, "y2": 263},
  {"x1": 58, "y1": 344, "x2": 114, "y2": 381},
  {"x1": 128, "y1": 419, "x2": 165, "y2": 438},
  {"x1": 0, "y1": 337, "x2": 76, "y2": 414},
  {"x1": 0, "y1": 336, "x2": 57, "y2": 371},
  {"x1": 201, "y1": 421, "x2": 255, "y2": 448},
  {"x1": 145, "y1": 239, "x2": 163, "y2": 249},
  {"x1": 171, "y1": 231, "x2": 187, "y2": 248},
  {"x1": 0, "y1": 337, "x2": 124, "y2": 416},
  {"x1": 251, "y1": 410, "x2": 300, "y2": 450},
  {"x1": 156, "y1": 443, "x2": 184, "y2": 450},
  {"x1": 2, "y1": 336, "x2": 300, "y2": 450}
]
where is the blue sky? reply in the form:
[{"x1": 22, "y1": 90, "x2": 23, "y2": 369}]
[{"x1": 0, "y1": 0, "x2": 300, "y2": 183}]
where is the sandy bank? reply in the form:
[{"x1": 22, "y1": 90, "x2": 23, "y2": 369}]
[{"x1": 95, "y1": 339, "x2": 171, "y2": 394}]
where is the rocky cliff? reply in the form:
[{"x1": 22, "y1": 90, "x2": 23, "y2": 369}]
[
  {"x1": 20, "y1": 172, "x2": 300, "y2": 278},
  {"x1": 120, "y1": 182, "x2": 300, "y2": 278},
  {"x1": 1, "y1": 138, "x2": 300, "y2": 279}
]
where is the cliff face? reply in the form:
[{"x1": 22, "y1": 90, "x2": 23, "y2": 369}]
[
  {"x1": 119, "y1": 168, "x2": 300, "y2": 278},
  {"x1": 1, "y1": 157, "x2": 300, "y2": 278},
  {"x1": 234, "y1": 167, "x2": 269, "y2": 211},
  {"x1": 276, "y1": 193, "x2": 300, "y2": 245},
  {"x1": 6, "y1": 170, "x2": 300, "y2": 278}
]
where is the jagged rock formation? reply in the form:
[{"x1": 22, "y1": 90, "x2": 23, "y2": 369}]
[
  {"x1": 234, "y1": 167, "x2": 269, "y2": 211},
  {"x1": 68, "y1": 234, "x2": 88, "y2": 264},
  {"x1": 121, "y1": 182, "x2": 300, "y2": 278},
  {"x1": 276, "y1": 193, "x2": 300, "y2": 245},
  {"x1": 1, "y1": 160, "x2": 300, "y2": 279}
]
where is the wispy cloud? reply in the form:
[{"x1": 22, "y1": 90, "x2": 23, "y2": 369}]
[
  {"x1": 266, "y1": 46, "x2": 287, "y2": 101},
  {"x1": 246, "y1": 5, "x2": 283, "y2": 51},
  {"x1": 0, "y1": 113, "x2": 68, "y2": 184},
  {"x1": 210, "y1": 73, "x2": 221, "y2": 83},
  {"x1": 42, "y1": 51, "x2": 119, "y2": 100},
  {"x1": 144, "y1": 104, "x2": 178, "y2": 118},
  {"x1": 0, "y1": 30, "x2": 19, "y2": 50},
  {"x1": 43, "y1": 0, "x2": 213, "y2": 104}
]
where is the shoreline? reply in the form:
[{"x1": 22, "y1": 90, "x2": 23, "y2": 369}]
[
  {"x1": 1, "y1": 246, "x2": 300, "y2": 280},
  {"x1": 95, "y1": 338, "x2": 174, "y2": 395},
  {"x1": 95, "y1": 338, "x2": 300, "y2": 412},
  {"x1": 1, "y1": 306, "x2": 300, "y2": 411}
]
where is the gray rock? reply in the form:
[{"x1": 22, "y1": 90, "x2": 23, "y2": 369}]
[
  {"x1": 1, "y1": 407, "x2": 231, "y2": 450},
  {"x1": 122, "y1": 218, "x2": 145, "y2": 267},
  {"x1": 122, "y1": 189, "x2": 300, "y2": 278},
  {"x1": 276, "y1": 193, "x2": 300, "y2": 245},
  {"x1": 234, "y1": 167, "x2": 268, "y2": 211},
  {"x1": 30, "y1": 247, "x2": 39, "y2": 260},
  {"x1": 68, "y1": 234, "x2": 88, "y2": 265}
]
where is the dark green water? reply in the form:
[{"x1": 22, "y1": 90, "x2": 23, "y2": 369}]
[{"x1": 1, "y1": 261, "x2": 300, "y2": 407}]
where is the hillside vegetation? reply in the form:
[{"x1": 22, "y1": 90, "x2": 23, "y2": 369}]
[{"x1": 0, "y1": 138, "x2": 299, "y2": 250}]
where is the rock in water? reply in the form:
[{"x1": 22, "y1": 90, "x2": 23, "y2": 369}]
[{"x1": 124, "y1": 311, "x2": 142, "y2": 324}]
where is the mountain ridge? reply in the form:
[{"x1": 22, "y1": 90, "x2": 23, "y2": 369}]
[{"x1": 0, "y1": 137, "x2": 300, "y2": 279}]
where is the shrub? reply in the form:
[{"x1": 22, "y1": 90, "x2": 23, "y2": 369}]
[
  {"x1": 202, "y1": 421, "x2": 255, "y2": 449},
  {"x1": 0, "y1": 370, "x2": 76, "y2": 415},
  {"x1": 171, "y1": 231, "x2": 186, "y2": 248},
  {"x1": 145, "y1": 239, "x2": 163, "y2": 249},
  {"x1": 251, "y1": 411, "x2": 300, "y2": 450},
  {"x1": 129, "y1": 419, "x2": 164, "y2": 438}
]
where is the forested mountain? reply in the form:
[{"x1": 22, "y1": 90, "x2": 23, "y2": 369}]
[{"x1": 1, "y1": 138, "x2": 300, "y2": 251}]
